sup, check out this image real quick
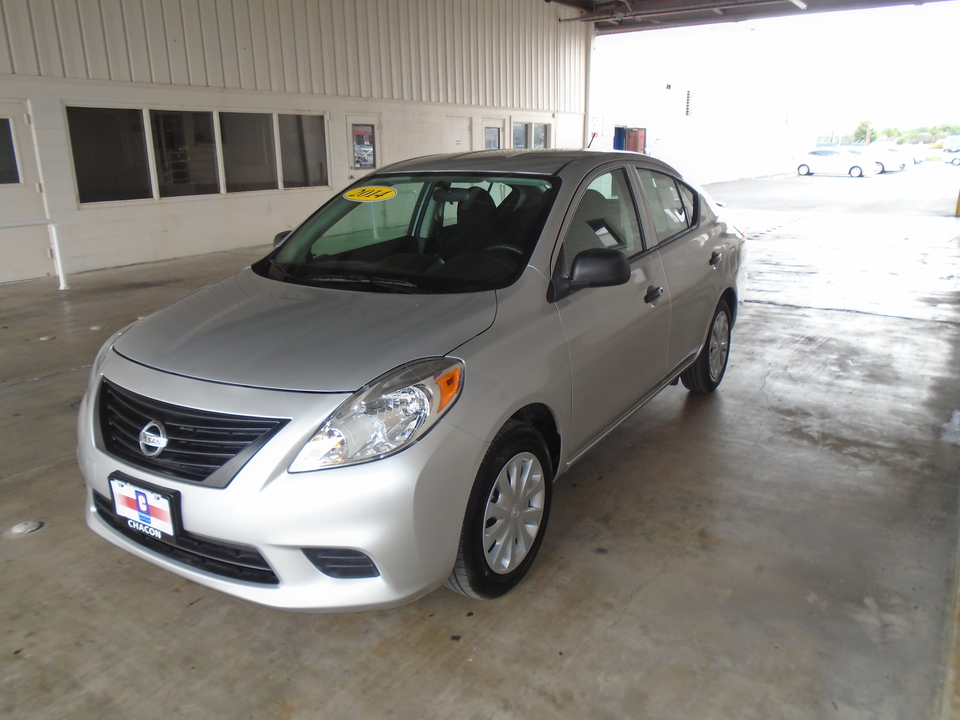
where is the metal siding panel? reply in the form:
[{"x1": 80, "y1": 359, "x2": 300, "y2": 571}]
[
  {"x1": 161, "y1": 0, "x2": 189, "y2": 85},
  {"x1": 32, "y1": 0, "x2": 64, "y2": 76},
  {"x1": 318, "y1": 0, "x2": 336, "y2": 96},
  {"x1": 142, "y1": 0, "x2": 170, "y2": 83},
  {"x1": 351, "y1": 0, "x2": 368, "y2": 98},
  {"x1": 240, "y1": 0, "x2": 265, "y2": 91},
  {"x1": 121, "y1": 0, "x2": 150, "y2": 82},
  {"x1": 0, "y1": 6, "x2": 13, "y2": 74},
  {"x1": 305, "y1": 0, "x2": 321, "y2": 94},
  {"x1": 376, "y1": 0, "x2": 390, "y2": 99},
  {"x1": 365, "y1": 0, "x2": 382, "y2": 99},
  {"x1": 276, "y1": 0, "x2": 297, "y2": 93},
  {"x1": 180, "y1": 0, "x2": 207, "y2": 86},
  {"x1": 100, "y1": 0, "x2": 132, "y2": 82},
  {"x1": 214, "y1": 0, "x2": 240, "y2": 88},
  {"x1": 387, "y1": 0, "x2": 402, "y2": 100},
  {"x1": 291, "y1": 0, "x2": 310, "y2": 95},
  {"x1": 250, "y1": 0, "x2": 284, "y2": 92},
  {"x1": 199, "y1": 0, "x2": 224, "y2": 87},
  {"x1": 330, "y1": 1, "x2": 348, "y2": 96},
  {"x1": 258, "y1": 0, "x2": 286, "y2": 92},
  {"x1": 439, "y1": 0, "x2": 451, "y2": 104},
  {"x1": 342, "y1": 0, "x2": 359, "y2": 96},
  {"x1": 429, "y1": 0, "x2": 441, "y2": 104},
  {"x1": 3, "y1": 0, "x2": 39, "y2": 75},
  {"x1": 54, "y1": 0, "x2": 86, "y2": 78},
  {"x1": 77, "y1": 0, "x2": 110, "y2": 80}
]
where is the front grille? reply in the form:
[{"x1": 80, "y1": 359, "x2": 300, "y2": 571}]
[
  {"x1": 93, "y1": 491, "x2": 279, "y2": 585},
  {"x1": 98, "y1": 379, "x2": 287, "y2": 487}
]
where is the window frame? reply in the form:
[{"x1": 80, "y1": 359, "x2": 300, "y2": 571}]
[
  {"x1": 65, "y1": 105, "x2": 154, "y2": 205},
  {"x1": 630, "y1": 165, "x2": 700, "y2": 247},
  {"x1": 552, "y1": 164, "x2": 651, "y2": 280}
]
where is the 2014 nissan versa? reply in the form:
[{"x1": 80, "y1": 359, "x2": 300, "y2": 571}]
[{"x1": 78, "y1": 150, "x2": 746, "y2": 611}]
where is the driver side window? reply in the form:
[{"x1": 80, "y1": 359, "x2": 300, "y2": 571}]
[{"x1": 559, "y1": 169, "x2": 643, "y2": 276}]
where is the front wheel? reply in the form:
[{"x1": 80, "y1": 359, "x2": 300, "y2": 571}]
[
  {"x1": 952, "y1": 157, "x2": 960, "y2": 166},
  {"x1": 680, "y1": 300, "x2": 732, "y2": 394},
  {"x1": 797, "y1": 164, "x2": 811, "y2": 176},
  {"x1": 446, "y1": 422, "x2": 553, "y2": 599},
  {"x1": 849, "y1": 166, "x2": 864, "y2": 178}
]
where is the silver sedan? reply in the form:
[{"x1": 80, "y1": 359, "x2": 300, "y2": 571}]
[{"x1": 77, "y1": 150, "x2": 747, "y2": 611}]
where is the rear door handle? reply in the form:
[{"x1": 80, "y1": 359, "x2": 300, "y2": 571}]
[
  {"x1": 709, "y1": 250, "x2": 722, "y2": 266},
  {"x1": 644, "y1": 285, "x2": 663, "y2": 304}
]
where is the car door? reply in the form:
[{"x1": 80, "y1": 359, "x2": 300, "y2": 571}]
[
  {"x1": 553, "y1": 167, "x2": 671, "y2": 458},
  {"x1": 633, "y1": 166, "x2": 726, "y2": 375}
]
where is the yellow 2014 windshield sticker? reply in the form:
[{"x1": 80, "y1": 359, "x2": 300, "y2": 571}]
[{"x1": 343, "y1": 186, "x2": 397, "y2": 202}]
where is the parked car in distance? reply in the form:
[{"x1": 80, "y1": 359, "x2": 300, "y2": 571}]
[
  {"x1": 842, "y1": 146, "x2": 890, "y2": 174},
  {"x1": 78, "y1": 150, "x2": 747, "y2": 612},
  {"x1": 796, "y1": 148, "x2": 878, "y2": 177},
  {"x1": 873, "y1": 140, "x2": 922, "y2": 166}
]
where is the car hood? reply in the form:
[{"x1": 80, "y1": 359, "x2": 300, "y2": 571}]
[{"x1": 112, "y1": 268, "x2": 497, "y2": 392}]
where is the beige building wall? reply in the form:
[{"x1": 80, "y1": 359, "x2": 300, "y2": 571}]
[{"x1": 0, "y1": 0, "x2": 591, "y2": 283}]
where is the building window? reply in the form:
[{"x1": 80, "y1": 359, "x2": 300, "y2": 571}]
[
  {"x1": 66, "y1": 107, "x2": 152, "y2": 203},
  {"x1": 533, "y1": 123, "x2": 549, "y2": 150},
  {"x1": 0, "y1": 119, "x2": 19, "y2": 184},
  {"x1": 352, "y1": 124, "x2": 376, "y2": 169},
  {"x1": 512, "y1": 123, "x2": 529, "y2": 149},
  {"x1": 220, "y1": 112, "x2": 278, "y2": 193},
  {"x1": 484, "y1": 126, "x2": 501, "y2": 150},
  {"x1": 279, "y1": 114, "x2": 328, "y2": 188},
  {"x1": 150, "y1": 110, "x2": 219, "y2": 198}
]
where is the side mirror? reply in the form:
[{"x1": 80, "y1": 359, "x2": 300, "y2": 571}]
[
  {"x1": 273, "y1": 231, "x2": 291, "y2": 248},
  {"x1": 550, "y1": 248, "x2": 630, "y2": 301}
]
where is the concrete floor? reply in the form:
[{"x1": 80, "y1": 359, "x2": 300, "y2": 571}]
[{"x1": 2, "y1": 165, "x2": 960, "y2": 719}]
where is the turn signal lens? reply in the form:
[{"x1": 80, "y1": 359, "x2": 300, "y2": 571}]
[{"x1": 436, "y1": 367, "x2": 462, "y2": 412}]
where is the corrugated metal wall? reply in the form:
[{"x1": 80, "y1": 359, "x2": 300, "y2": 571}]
[{"x1": 0, "y1": 0, "x2": 588, "y2": 113}]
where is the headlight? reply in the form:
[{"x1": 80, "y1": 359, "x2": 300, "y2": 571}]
[{"x1": 289, "y1": 357, "x2": 464, "y2": 472}]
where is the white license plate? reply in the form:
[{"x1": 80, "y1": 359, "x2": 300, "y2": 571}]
[{"x1": 110, "y1": 477, "x2": 176, "y2": 540}]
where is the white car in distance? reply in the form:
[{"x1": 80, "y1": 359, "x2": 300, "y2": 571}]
[{"x1": 796, "y1": 148, "x2": 879, "y2": 178}]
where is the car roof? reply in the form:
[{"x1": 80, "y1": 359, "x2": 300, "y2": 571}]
[{"x1": 375, "y1": 149, "x2": 680, "y2": 177}]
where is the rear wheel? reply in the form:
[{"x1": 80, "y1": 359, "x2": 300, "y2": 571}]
[
  {"x1": 680, "y1": 300, "x2": 732, "y2": 394},
  {"x1": 797, "y1": 164, "x2": 811, "y2": 176},
  {"x1": 446, "y1": 421, "x2": 553, "y2": 599},
  {"x1": 952, "y1": 157, "x2": 960, "y2": 166},
  {"x1": 849, "y1": 166, "x2": 864, "y2": 178}
]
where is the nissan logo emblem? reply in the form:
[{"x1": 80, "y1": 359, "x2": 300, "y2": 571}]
[{"x1": 138, "y1": 420, "x2": 169, "y2": 457}]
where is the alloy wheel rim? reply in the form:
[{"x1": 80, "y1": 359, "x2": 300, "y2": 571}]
[
  {"x1": 482, "y1": 452, "x2": 546, "y2": 574},
  {"x1": 708, "y1": 311, "x2": 730, "y2": 382}
]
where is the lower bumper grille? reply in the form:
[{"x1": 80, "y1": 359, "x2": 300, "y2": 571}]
[{"x1": 93, "y1": 491, "x2": 279, "y2": 585}]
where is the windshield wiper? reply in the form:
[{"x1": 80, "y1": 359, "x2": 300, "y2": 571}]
[{"x1": 302, "y1": 274, "x2": 428, "y2": 294}]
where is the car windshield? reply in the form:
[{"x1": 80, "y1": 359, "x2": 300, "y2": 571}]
[{"x1": 253, "y1": 173, "x2": 558, "y2": 294}]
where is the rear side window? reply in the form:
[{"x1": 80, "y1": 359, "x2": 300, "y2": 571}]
[{"x1": 636, "y1": 168, "x2": 698, "y2": 244}]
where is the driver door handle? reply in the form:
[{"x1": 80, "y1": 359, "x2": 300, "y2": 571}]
[
  {"x1": 644, "y1": 285, "x2": 663, "y2": 304},
  {"x1": 709, "y1": 250, "x2": 723, "y2": 266}
]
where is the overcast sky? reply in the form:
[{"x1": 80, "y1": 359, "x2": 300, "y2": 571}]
[{"x1": 594, "y1": 0, "x2": 960, "y2": 134}]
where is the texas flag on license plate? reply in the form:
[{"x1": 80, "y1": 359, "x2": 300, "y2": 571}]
[{"x1": 110, "y1": 478, "x2": 174, "y2": 537}]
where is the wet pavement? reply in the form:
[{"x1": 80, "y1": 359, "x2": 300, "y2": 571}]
[{"x1": 1, "y1": 164, "x2": 959, "y2": 719}]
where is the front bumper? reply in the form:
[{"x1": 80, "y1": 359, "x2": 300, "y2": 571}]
[{"x1": 78, "y1": 352, "x2": 486, "y2": 611}]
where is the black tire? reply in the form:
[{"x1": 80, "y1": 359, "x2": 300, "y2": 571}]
[
  {"x1": 952, "y1": 157, "x2": 960, "y2": 166},
  {"x1": 849, "y1": 166, "x2": 863, "y2": 178},
  {"x1": 680, "y1": 299, "x2": 732, "y2": 394},
  {"x1": 797, "y1": 164, "x2": 810, "y2": 176},
  {"x1": 446, "y1": 421, "x2": 553, "y2": 599}
]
